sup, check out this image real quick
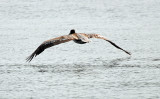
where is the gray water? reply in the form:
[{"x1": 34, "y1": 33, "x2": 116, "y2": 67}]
[{"x1": 0, "y1": 0, "x2": 160, "y2": 99}]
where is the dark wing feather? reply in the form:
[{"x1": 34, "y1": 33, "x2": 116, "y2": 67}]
[
  {"x1": 106, "y1": 40, "x2": 131, "y2": 55},
  {"x1": 26, "y1": 35, "x2": 77, "y2": 62},
  {"x1": 82, "y1": 33, "x2": 131, "y2": 55}
]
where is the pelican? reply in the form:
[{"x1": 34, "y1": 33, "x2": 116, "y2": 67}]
[{"x1": 26, "y1": 29, "x2": 131, "y2": 62}]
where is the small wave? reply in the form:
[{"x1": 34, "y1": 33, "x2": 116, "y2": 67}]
[
  {"x1": 152, "y1": 59, "x2": 160, "y2": 61},
  {"x1": 103, "y1": 57, "x2": 131, "y2": 67}
]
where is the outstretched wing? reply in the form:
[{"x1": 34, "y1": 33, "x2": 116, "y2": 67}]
[
  {"x1": 81, "y1": 33, "x2": 131, "y2": 55},
  {"x1": 26, "y1": 34, "x2": 78, "y2": 62}
]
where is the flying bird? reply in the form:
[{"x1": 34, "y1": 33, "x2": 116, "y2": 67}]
[{"x1": 26, "y1": 29, "x2": 131, "y2": 62}]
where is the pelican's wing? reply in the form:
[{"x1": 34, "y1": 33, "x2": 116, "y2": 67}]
[
  {"x1": 26, "y1": 34, "x2": 78, "y2": 62},
  {"x1": 81, "y1": 33, "x2": 131, "y2": 55}
]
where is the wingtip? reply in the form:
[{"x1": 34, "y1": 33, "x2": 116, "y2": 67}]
[
  {"x1": 106, "y1": 40, "x2": 131, "y2": 55},
  {"x1": 125, "y1": 50, "x2": 131, "y2": 55},
  {"x1": 26, "y1": 54, "x2": 35, "y2": 62},
  {"x1": 127, "y1": 52, "x2": 131, "y2": 55},
  {"x1": 26, "y1": 56, "x2": 32, "y2": 63}
]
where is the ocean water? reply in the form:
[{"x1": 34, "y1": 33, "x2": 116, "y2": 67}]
[{"x1": 0, "y1": 0, "x2": 160, "y2": 98}]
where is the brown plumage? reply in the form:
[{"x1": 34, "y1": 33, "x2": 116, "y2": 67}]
[{"x1": 26, "y1": 29, "x2": 131, "y2": 62}]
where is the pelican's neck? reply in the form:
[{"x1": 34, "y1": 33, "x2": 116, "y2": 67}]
[{"x1": 69, "y1": 29, "x2": 75, "y2": 35}]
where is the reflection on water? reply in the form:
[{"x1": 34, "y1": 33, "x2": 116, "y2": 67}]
[
  {"x1": 0, "y1": 0, "x2": 160, "y2": 98},
  {"x1": 106, "y1": 57, "x2": 131, "y2": 67}
]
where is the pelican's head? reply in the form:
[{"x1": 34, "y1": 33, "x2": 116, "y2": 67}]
[{"x1": 69, "y1": 29, "x2": 75, "y2": 35}]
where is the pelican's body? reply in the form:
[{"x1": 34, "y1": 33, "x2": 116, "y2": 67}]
[
  {"x1": 26, "y1": 29, "x2": 131, "y2": 62},
  {"x1": 70, "y1": 29, "x2": 90, "y2": 44}
]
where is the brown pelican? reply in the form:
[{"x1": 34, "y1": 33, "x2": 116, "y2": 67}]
[{"x1": 26, "y1": 29, "x2": 131, "y2": 62}]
